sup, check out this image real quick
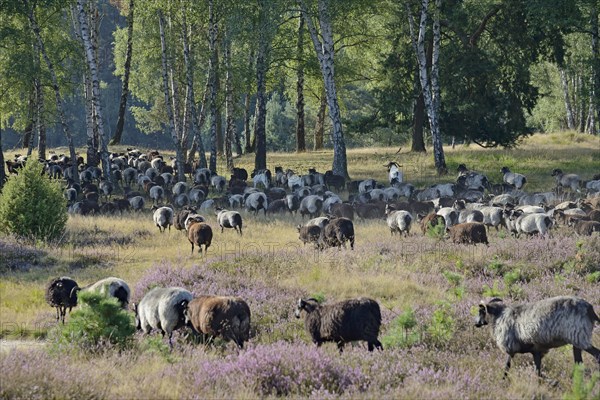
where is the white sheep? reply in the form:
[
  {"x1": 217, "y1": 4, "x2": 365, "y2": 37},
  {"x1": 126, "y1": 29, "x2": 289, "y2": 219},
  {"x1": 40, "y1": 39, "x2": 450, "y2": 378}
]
[
  {"x1": 501, "y1": 167, "x2": 527, "y2": 190},
  {"x1": 133, "y1": 287, "x2": 193, "y2": 349},
  {"x1": 79, "y1": 277, "x2": 131, "y2": 309},
  {"x1": 386, "y1": 210, "x2": 412, "y2": 236},
  {"x1": 153, "y1": 206, "x2": 174, "y2": 233},
  {"x1": 216, "y1": 208, "x2": 243, "y2": 235}
]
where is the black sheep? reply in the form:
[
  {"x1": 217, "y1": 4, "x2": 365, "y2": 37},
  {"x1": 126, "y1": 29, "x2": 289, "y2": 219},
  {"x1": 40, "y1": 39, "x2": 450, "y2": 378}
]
[
  {"x1": 45, "y1": 277, "x2": 79, "y2": 324},
  {"x1": 321, "y1": 217, "x2": 355, "y2": 249},
  {"x1": 295, "y1": 297, "x2": 383, "y2": 352}
]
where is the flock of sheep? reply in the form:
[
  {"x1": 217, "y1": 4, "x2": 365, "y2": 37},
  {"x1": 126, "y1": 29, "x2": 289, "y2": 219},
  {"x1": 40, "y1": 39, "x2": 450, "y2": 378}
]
[{"x1": 12, "y1": 147, "x2": 598, "y2": 378}]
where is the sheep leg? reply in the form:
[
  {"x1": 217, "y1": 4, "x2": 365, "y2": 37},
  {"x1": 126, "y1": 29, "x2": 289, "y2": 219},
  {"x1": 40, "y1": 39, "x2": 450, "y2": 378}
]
[
  {"x1": 532, "y1": 351, "x2": 544, "y2": 377},
  {"x1": 573, "y1": 347, "x2": 583, "y2": 364},
  {"x1": 583, "y1": 346, "x2": 600, "y2": 365},
  {"x1": 337, "y1": 341, "x2": 345, "y2": 353},
  {"x1": 221, "y1": 226, "x2": 224, "y2": 234},
  {"x1": 55, "y1": 307, "x2": 60, "y2": 322},
  {"x1": 502, "y1": 354, "x2": 513, "y2": 379},
  {"x1": 191, "y1": 243, "x2": 194, "y2": 255}
]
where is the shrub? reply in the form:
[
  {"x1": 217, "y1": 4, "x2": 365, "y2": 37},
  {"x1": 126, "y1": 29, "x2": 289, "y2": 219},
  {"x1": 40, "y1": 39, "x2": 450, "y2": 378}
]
[
  {"x1": 426, "y1": 221, "x2": 446, "y2": 240},
  {"x1": 382, "y1": 307, "x2": 421, "y2": 348},
  {"x1": 0, "y1": 160, "x2": 67, "y2": 242},
  {"x1": 426, "y1": 302, "x2": 455, "y2": 347},
  {"x1": 563, "y1": 364, "x2": 600, "y2": 400},
  {"x1": 51, "y1": 291, "x2": 135, "y2": 352}
]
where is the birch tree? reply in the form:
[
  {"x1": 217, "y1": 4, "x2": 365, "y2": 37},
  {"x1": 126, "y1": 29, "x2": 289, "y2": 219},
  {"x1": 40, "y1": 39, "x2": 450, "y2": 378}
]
[
  {"x1": 77, "y1": 0, "x2": 111, "y2": 181},
  {"x1": 407, "y1": 0, "x2": 446, "y2": 174},
  {"x1": 299, "y1": 0, "x2": 349, "y2": 178},
  {"x1": 224, "y1": 26, "x2": 235, "y2": 170},
  {"x1": 207, "y1": 0, "x2": 218, "y2": 173},
  {"x1": 295, "y1": 12, "x2": 306, "y2": 152}
]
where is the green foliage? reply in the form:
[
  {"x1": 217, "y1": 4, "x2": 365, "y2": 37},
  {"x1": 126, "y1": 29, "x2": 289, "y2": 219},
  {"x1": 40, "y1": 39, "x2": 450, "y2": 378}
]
[
  {"x1": 563, "y1": 364, "x2": 600, "y2": 400},
  {"x1": 486, "y1": 256, "x2": 506, "y2": 276},
  {"x1": 443, "y1": 270, "x2": 465, "y2": 300},
  {"x1": 0, "y1": 160, "x2": 67, "y2": 242},
  {"x1": 309, "y1": 293, "x2": 326, "y2": 303},
  {"x1": 426, "y1": 302, "x2": 455, "y2": 347},
  {"x1": 482, "y1": 280, "x2": 504, "y2": 298},
  {"x1": 425, "y1": 221, "x2": 446, "y2": 240},
  {"x1": 52, "y1": 291, "x2": 135, "y2": 352},
  {"x1": 503, "y1": 269, "x2": 523, "y2": 297},
  {"x1": 382, "y1": 307, "x2": 420, "y2": 349},
  {"x1": 585, "y1": 272, "x2": 600, "y2": 284}
]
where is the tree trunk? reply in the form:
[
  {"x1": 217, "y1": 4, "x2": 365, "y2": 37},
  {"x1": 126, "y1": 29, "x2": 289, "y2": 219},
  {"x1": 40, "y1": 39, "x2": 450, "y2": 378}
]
[
  {"x1": 295, "y1": 12, "x2": 306, "y2": 153},
  {"x1": 591, "y1": 1, "x2": 599, "y2": 135},
  {"x1": 187, "y1": 77, "x2": 208, "y2": 167},
  {"x1": 243, "y1": 93, "x2": 252, "y2": 153},
  {"x1": 35, "y1": 40, "x2": 46, "y2": 161},
  {"x1": 254, "y1": 0, "x2": 269, "y2": 171},
  {"x1": 407, "y1": 0, "x2": 446, "y2": 174},
  {"x1": 215, "y1": 49, "x2": 223, "y2": 155},
  {"x1": 411, "y1": 89, "x2": 426, "y2": 152},
  {"x1": 0, "y1": 122, "x2": 5, "y2": 190},
  {"x1": 78, "y1": 0, "x2": 111, "y2": 181},
  {"x1": 559, "y1": 68, "x2": 576, "y2": 130},
  {"x1": 25, "y1": 0, "x2": 78, "y2": 183},
  {"x1": 111, "y1": 0, "x2": 134, "y2": 145},
  {"x1": 207, "y1": 0, "x2": 218, "y2": 173},
  {"x1": 314, "y1": 88, "x2": 326, "y2": 150},
  {"x1": 224, "y1": 27, "x2": 235, "y2": 171},
  {"x1": 158, "y1": 9, "x2": 185, "y2": 182},
  {"x1": 300, "y1": 0, "x2": 348, "y2": 178}
]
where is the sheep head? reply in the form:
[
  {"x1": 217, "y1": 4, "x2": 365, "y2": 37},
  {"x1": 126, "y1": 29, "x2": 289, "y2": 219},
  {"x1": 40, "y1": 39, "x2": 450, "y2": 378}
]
[
  {"x1": 475, "y1": 298, "x2": 504, "y2": 327},
  {"x1": 295, "y1": 298, "x2": 319, "y2": 318}
]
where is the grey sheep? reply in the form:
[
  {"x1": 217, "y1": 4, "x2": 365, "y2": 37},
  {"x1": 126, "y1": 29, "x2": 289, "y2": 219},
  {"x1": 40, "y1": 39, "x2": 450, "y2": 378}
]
[
  {"x1": 436, "y1": 207, "x2": 459, "y2": 230},
  {"x1": 149, "y1": 185, "x2": 164, "y2": 205},
  {"x1": 515, "y1": 213, "x2": 553, "y2": 236},
  {"x1": 306, "y1": 216, "x2": 330, "y2": 230},
  {"x1": 216, "y1": 208, "x2": 243, "y2": 235},
  {"x1": 295, "y1": 297, "x2": 383, "y2": 352},
  {"x1": 297, "y1": 224, "x2": 321, "y2": 247},
  {"x1": 129, "y1": 195, "x2": 145, "y2": 212},
  {"x1": 299, "y1": 195, "x2": 323, "y2": 219},
  {"x1": 358, "y1": 179, "x2": 376, "y2": 194},
  {"x1": 133, "y1": 287, "x2": 193, "y2": 349},
  {"x1": 172, "y1": 181, "x2": 189, "y2": 197},
  {"x1": 64, "y1": 188, "x2": 77, "y2": 205},
  {"x1": 211, "y1": 175, "x2": 226, "y2": 193},
  {"x1": 448, "y1": 222, "x2": 488, "y2": 245},
  {"x1": 45, "y1": 277, "x2": 79, "y2": 324},
  {"x1": 245, "y1": 192, "x2": 268, "y2": 216},
  {"x1": 501, "y1": 167, "x2": 527, "y2": 190},
  {"x1": 286, "y1": 194, "x2": 301, "y2": 214},
  {"x1": 75, "y1": 277, "x2": 131, "y2": 309},
  {"x1": 475, "y1": 296, "x2": 600, "y2": 377},
  {"x1": 476, "y1": 206, "x2": 504, "y2": 231},
  {"x1": 321, "y1": 217, "x2": 354, "y2": 250},
  {"x1": 385, "y1": 207, "x2": 412, "y2": 236},
  {"x1": 184, "y1": 295, "x2": 251, "y2": 348},
  {"x1": 152, "y1": 206, "x2": 174, "y2": 233},
  {"x1": 174, "y1": 193, "x2": 190, "y2": 208},
  {"x1": 322, "y1": 195, "x2": 342, "y2": 214},
  {"x1": 552, "y1": 168, "x2": 580, "y2": 192},
  {"x1": 187, "y1": 221, "x2": 213, "y2": 255}
]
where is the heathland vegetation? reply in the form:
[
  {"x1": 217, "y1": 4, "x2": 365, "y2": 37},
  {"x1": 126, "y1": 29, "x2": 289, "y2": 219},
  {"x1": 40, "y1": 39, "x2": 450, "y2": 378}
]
[{"x1": 1, "y1": 134, "x2": 599, "y2": 398}]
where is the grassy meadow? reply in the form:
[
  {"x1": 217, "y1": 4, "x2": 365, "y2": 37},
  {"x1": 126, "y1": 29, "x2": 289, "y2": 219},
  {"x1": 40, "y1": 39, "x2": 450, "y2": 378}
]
[{"x1": 1, "y1": 133, "x2": 599, "y2": 399}]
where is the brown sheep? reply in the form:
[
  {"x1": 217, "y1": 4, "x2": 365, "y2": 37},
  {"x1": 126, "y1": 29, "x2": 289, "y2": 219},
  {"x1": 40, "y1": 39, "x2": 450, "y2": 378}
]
[
  {"x1": 588, "y1": 209, "x2": 600, "y2": 223},
  {"x1": 418, "y1": 212, "x2": 445, "y2": 234},
  {"x1": 571, "y1": 219, "x2": 600, "y2": 236},
  {"x1": 183, "y1": 295, "x2": 251, "y2": 349},
  {"x1": 297, "y1": 224, "x2": 321, "y2": 247},
  {"x1": 187, "y1": 222, "x2": 213, "y2": 255},
  {"x1": 448, "y1": 222, "x2": 489, "y2": 245},
  {"x1": 321, "y1": 217, "x2": 354, "y2": 250},
  {"x1": 330, "y1": 203, "x2": 354, "y2": 220},
  {"x1": 354, "y1": 202, "x2": 385, "y2": 220}
]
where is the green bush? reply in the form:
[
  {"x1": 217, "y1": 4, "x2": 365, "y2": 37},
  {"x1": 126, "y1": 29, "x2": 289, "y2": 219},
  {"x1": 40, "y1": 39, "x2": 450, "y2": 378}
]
[
  {"x1": 382, "y1": 307, "x2": 421, "y2": 348},
  {"x1": 426, "y1": 302, "x2": 455, "y2": 347},
  {"x1": 52, "y1": 291, "x2": 135, "y2": 352},
  {"x1": 425, "y1": 221, "x2": 446, "y2": 240},
  {"x1": 0, "y1": 160, "x2": 67, "y2": 242},
  {"x1": 563, "y1": 364, "x2": 599, "y2": 400}
]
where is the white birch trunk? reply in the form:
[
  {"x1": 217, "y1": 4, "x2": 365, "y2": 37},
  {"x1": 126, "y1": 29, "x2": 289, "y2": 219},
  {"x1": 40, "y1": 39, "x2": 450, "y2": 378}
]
[
  {"x1": 224, "y1": 27, "x2": 235, "y2": 170},
  {"x1": 559, "y1": 68, "x2": 575, "y2": 130},
  {"x1": 77, "y1": 0, "x2": 111, "y2": 181},
  {"x1": 158, "y1": 9, "x2": 185, "y2": 182},
  {"x1": 207, "y1": 0, "x2": 218, "y2": 173}
]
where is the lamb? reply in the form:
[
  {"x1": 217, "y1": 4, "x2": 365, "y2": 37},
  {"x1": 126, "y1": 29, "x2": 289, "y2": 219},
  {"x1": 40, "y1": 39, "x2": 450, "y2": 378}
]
[
  {"x1": 187, "y1": 221, "x2": 213, "y2": 255},
  {"x1": 184, "y1": 295, "x2": 251, "y2": 348},
  {"x1": 475, "y1": 296, "x2": 600, "y2": 377},
  {"x1": 152, "y1": 206, "x2": 174, "y2": 233},
  {"x1": 295, "y1": 297, "x2": 383, "y2": 352},
  {"x1": 245, "y1": 192, "x2": 268, "y2": 216},
  {"x1": 76, "y1": 277, "x2": 131, "y2": 309},
  {"x1": 45, "y1": 277, "x2": 79, "y2": 324},
  {"x1": 216, "y1": 208, "x2": 243, "y2": 235},
  {"x1": 133, "y1": 287, "x2": 193, "y2": 349},
  {"x1": 501, "y1": 167, "x2": 527, "y2": 190},
  {"x1": 552, "y1": 168, "x2": 580, "y2": 192},
  {"x1": 299, "y1": 195, "x2": 323, "y2": 219},
  {"x1": 297, "y1": 224, "x2": 321, "y2": 247},
  {"x1": 448, "y1": 222, "x2": 488, "y2": 245},
  {"x1": 386, "y1": 208, "x2": 412, "y2": 236},
  {"x1": 320, "y1": 217, "x2": 354, "y2": 250}
]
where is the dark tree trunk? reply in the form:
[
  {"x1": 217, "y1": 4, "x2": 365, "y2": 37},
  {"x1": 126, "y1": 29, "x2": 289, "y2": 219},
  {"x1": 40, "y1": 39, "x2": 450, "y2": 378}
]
[
  {"x1": 243, "y1": 93, "x2": 253, "y2": 153},
  {"x1": 187, "y1": 77, "x2": 208, "y2": 167},
  {"x1": 295, "y1": 12, "x2": 306, "y2": 152},
  {"x1": 111, "y1": 0, "x2": 134, "y2": 145},
  {"x1": 411, "y1": 90, "x2": 426, "y2": 152},
  {"x1": 215, "y1": 50, "x2": 223, "y2": 155},
  {"x1": 25, "y1": 0, "x2": 78, "y2": 183},
  {"x1": 314, "y1": 88, "x2": 326, "y2": 150},
  {"x1": 592, "y1": 1, "x2": 599, "y2": 134},
  {"x1": 0, "y1": 122, "x2": 5, "y2": 189}
]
